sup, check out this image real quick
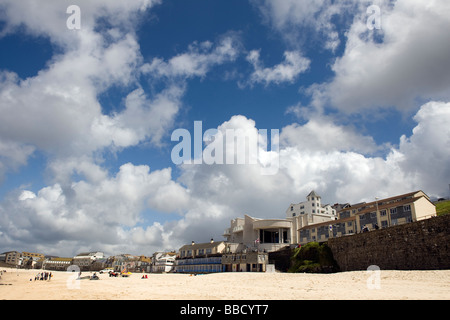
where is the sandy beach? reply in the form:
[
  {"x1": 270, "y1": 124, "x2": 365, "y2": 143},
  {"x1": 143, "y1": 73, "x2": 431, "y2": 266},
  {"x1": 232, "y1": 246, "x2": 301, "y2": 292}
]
[{"x1": 0, "y1": 267, "x2": 449, "y2": 300}]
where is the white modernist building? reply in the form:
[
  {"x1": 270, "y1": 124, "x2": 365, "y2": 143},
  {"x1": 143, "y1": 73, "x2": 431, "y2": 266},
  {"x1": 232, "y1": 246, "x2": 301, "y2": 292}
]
[
  {"x1": 223, "y1": 191, "x2": 337, "y2": 252},
  {"x1": 223, "y1": 214, "x2": 293, "y2": 253}
]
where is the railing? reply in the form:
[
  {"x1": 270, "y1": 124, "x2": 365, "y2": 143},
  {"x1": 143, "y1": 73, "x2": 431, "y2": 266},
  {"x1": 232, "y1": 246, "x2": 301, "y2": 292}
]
[{"x1": 232, "y1": 225, "x2": 244, "y2": 232}]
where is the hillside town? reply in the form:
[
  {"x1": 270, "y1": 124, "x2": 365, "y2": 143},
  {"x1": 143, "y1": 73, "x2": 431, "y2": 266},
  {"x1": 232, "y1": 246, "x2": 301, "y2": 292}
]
[{"x1": 1, "y1": 190, "x2": 437, "y2": 274}]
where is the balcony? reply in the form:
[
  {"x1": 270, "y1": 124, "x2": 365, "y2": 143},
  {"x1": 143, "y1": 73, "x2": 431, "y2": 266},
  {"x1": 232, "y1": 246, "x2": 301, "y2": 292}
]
[{"x1": 232, "y1": 225, "x2": 244, "y2": 233}]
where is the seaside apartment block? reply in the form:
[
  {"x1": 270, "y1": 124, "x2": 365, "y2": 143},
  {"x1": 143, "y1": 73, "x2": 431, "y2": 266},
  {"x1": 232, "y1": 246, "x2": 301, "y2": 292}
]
[{"x1": 297, "y1": 190, "x2": 437, "y2": 244}]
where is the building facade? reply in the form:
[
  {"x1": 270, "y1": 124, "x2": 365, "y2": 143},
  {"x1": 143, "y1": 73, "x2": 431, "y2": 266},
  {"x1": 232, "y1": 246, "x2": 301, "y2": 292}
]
[
  {"x1": 152, "y1": 252, "x2": 176, "y2": 273},
  {"x1": 72, "y1": 251, "x2": 104, "y2": 271},
  {"x1": 298, "y1": 190, "x2": 437, "y2": 245},
  {"x1": 287, "y1": 190, "x2": 337, "y2": 228},
  {"x1": 221, "y1": 251, "x2": 269, "y2": 272},
  {"x1": 1, "y1": 251, "x2": 22, "y2": 266},
  {"x1": 175, "y1": 240, "x2": 226, "y2": 273},
  {"x1": 223, "y1": 191, "x2": 338, "y2": 252},
  {"x1": 223, "y1": 215, "x2": 293, "y2": 253},
  {"x1": 43, "y1": 257, "x2": 73, "y2": 271}
]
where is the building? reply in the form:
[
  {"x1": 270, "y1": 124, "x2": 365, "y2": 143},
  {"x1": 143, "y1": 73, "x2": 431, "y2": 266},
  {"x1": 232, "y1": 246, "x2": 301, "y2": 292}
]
[
  {"x1": 72, "y1": 251, "x2": 104, "y2": 271},
  {"x1": 1, "y1": 251, "x2": 22, "y2": 266},
  {"x1": 108, "y1": 253, "x2": 141, "y2": 272},
  {"x1": 287, "y1": 190, "x2": 337, "y2": 228},
  {"x1": 297, "y1": 190, "x2": 437, "y2": 244},
  {"x1": 43, "y1": 257, "x2": 73, "y2": 271},
  {"x1": 152, "y1": 252, "x2": 176, "y2": 273},
  {"x1": 352, "y1": 190, "x2": 436, "y2": 230},
  {"x1": 223, "y1": 191, "x2": 338, "y2": 252},
  {"x1": 223, "y1": 214, "x2": 293, "y2": 253},
  {"x1": 221, "y1": 250, "x2": 269, "y2": 272},
  {"x1": 22, "y1": 252, "x2": 45, "y2": 260},
  {"x1": 175, "y1": 240, "x2": 226, "y2": 273}
]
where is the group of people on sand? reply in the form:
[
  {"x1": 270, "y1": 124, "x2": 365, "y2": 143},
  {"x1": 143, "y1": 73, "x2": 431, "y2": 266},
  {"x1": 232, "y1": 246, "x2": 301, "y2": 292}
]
[{"x1": 34, "y1": 272, "x2": 52, "y2": 281}]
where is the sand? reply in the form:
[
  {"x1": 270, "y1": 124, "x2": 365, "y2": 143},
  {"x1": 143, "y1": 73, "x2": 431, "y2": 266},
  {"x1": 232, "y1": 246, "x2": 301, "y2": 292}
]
[{"x1": 0, "y1": 267, "x2": 449, "y2": 300}]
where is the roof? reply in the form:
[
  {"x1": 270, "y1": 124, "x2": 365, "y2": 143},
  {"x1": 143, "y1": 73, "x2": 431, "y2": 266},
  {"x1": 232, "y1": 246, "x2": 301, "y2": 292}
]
[
  {"x1": 307, "y1": 190, "x2": 321, "y2": 198},
  {"x1": 48, "y1": 257, "x2": 73, "y2": 262},
  {"x1": 179, "y1": 241, "x2": 225, "y2": 251},
  {"x1": 354, "y1": 196, "x2": 424, "y2": 216},
  {"x1": 337, "y1": 190, "x2": 428, "y2": 214}
]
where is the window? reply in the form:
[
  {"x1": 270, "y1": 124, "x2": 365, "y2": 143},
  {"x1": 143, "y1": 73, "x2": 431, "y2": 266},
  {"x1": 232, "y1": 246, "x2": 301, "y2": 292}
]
[
  {"x1": 291, "y1": 206, "x2": 294, "y2": 211},
  {"x1": 403, "y1": 205, "x2": 411, "y2": 212},
  {"x1": 380, "y1": 209, "x2": 386, "y2": 216},
  {"x1": 381, "y1": 221, "x2": 388, "y2": 228},
  {"x1": 312, "y1": 202, "x2": 315, "y2": 207},
  {"x1": 390, "y1": 208, "x2": 397, "y2": 215}
]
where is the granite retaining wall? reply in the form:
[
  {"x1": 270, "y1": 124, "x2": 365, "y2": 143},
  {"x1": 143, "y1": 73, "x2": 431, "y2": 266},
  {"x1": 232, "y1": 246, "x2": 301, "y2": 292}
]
[{"x1": 328, "y1": 214, "x2": 450, "y2": 271}]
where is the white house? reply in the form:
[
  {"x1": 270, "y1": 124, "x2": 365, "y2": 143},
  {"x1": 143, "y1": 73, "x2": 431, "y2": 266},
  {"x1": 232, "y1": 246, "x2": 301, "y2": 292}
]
[
  {"x1": 72, "y1": 251, "x2": 104, "y2": 270},
  {"x1": 152, "y1": 252, "x2": 176, "y2": 273},
  {"x1": 286, "y1": 190, "x2": 337, "y2": 228}
]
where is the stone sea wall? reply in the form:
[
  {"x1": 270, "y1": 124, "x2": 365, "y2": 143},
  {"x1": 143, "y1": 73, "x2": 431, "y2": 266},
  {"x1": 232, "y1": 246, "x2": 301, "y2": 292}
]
[{"x1": 328, "y1": 214, "x2": 450, "y2": 271}]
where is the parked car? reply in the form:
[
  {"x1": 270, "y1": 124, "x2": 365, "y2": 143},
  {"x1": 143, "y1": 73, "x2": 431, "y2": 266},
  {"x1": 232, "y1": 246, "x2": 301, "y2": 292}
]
[{"x1": 99, "y1": 268, "x2": 113, "y2": 274}]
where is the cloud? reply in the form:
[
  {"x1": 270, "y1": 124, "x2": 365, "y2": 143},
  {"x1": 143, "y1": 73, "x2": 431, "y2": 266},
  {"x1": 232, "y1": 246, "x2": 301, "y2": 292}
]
[
  {"x1": 245, "y1": 50, "x2": 310, "y2": 86},
  {"x1": 392, "y1": 101, "x2": 450, "y2": 194},
  {"x1": 1, "y1": 101, "x2": 449, "y2": 255},
  {"x1": 252, "y1": 0, "x2": 450, "y2": 113},
  {"x1": 141, "y1": 36, "x2": 241, "y2": 79},
  {"x1": 252, "y1": 0, "x2": 357, "y2": 51},
  {"x1": 0, "y1": 0, "x2": 161, "y2": 46},
  {"x1": 321, "y1": 0, "x2": 450, "y2": 113},
  {"x1": 0, "y1": 139, "x2": 35, "y2": 183},
  {"x1": 280, "y1": 116, "x2": 378, "y2": 155},
  {"x1": 0, "y1": 0, "x2": 448, "y2": 258},
  {"x1": 0, "y1": 163, "x2": 187, "y2": 255}
]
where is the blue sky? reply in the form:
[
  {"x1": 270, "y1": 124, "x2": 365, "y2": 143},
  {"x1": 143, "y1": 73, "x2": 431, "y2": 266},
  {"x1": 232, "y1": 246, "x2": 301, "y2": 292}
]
[{"x1": 0, "y1": 0, "x2": 449, "y2": 256}]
